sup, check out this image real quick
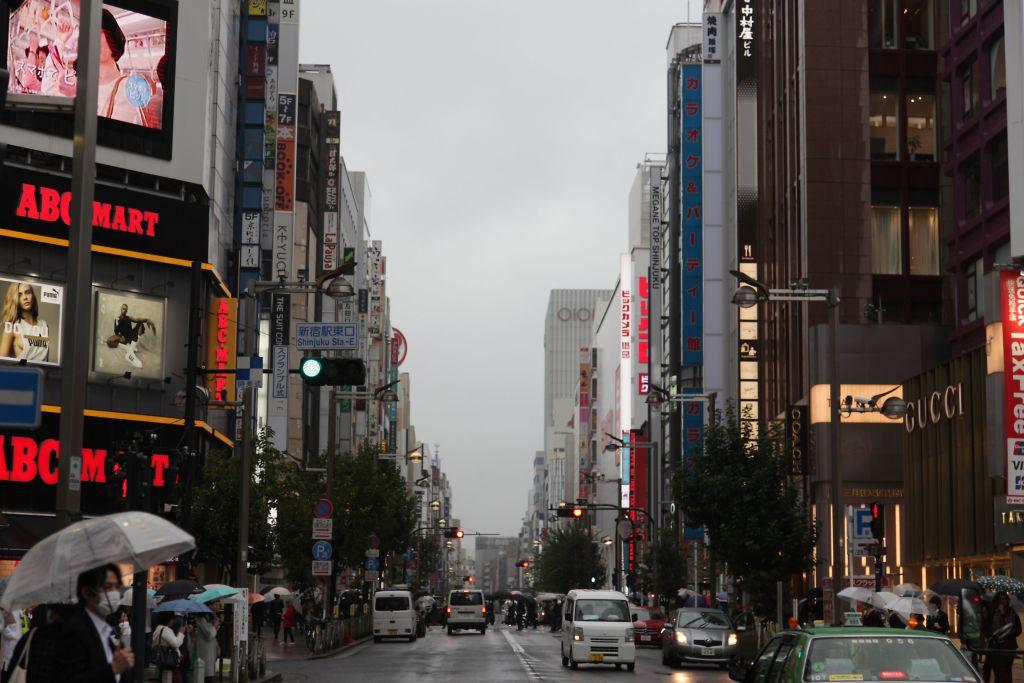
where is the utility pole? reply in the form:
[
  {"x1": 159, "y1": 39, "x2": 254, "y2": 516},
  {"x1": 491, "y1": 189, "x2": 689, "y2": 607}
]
[
  {"x1": 325, "y1": 389, "x2": 337, "y2": 620},
  {"x1": 180, "y1": 262, "x2": 204, "y2": 533},
  {"x1": 828, "y1": 292, "x2": 843, "y2": 624},
  {"x1": 238, "y1": 293, "x2": 257, "y2": 589},
  {"x1": 126, "y1": 432, "x2": 153, "y2": 683},
  {"x1": 55, "y1": 0, "x2": 102, "y2": 529}
]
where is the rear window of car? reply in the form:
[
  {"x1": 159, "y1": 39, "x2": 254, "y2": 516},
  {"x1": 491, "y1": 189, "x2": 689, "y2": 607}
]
[
  {"x1": 450, "y1": 592, "x2": 483, "y2": 606},
  {"x1": 803, "y1": 636, "x2": 981, "y2": 682},
  {"x1": 375, "y1": 596, "x2": 410, "y2": 611},
  {"x1": 677, "y1": 611, "x2": 731, "y2": 628}
]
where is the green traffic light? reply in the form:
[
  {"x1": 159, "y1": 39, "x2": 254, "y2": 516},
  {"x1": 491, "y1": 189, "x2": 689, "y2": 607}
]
[{"x1": 300, "y1": 357, "x2": 323, "y2": 379}]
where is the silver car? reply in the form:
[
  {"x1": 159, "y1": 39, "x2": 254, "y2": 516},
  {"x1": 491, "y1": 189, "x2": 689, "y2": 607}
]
[{"x1": 661, "y1": 608, "x2": 738, "y2": 669}]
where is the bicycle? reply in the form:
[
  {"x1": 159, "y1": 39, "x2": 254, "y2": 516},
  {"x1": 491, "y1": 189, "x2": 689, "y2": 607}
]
[{"x1": 304, "y1": 616, "x2": 324, "y2": 653}]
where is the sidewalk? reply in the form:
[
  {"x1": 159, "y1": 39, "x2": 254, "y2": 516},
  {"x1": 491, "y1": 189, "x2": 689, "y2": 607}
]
[{"x1": 262, "y1": 631, "x2": 373, "y2": 662}]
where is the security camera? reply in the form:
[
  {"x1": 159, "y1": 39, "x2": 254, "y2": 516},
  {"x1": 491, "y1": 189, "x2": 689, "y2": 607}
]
[{"x1": 854, "y1": 396, "x2": 875, "y2": 406}]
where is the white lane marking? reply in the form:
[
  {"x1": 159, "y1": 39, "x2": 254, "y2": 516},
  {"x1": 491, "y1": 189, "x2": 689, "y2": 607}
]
[{"x1": 501, "y1": 628, "x2": 544, "y2": 680}]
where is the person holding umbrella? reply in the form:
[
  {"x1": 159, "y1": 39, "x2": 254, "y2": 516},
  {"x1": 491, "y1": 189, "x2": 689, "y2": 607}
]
[
  {"x1": 926, "y1": 596, "x2": 950, "y2": 635},
  {"x1": 983, "y1": 592, "x2": 1021, "y2": 683},
  {"x1": 56, "y1": 564, "x2": 136, "y2": 681},
  {"x1": 152, "y1": 611, "x2": 185, "y2": 683}
]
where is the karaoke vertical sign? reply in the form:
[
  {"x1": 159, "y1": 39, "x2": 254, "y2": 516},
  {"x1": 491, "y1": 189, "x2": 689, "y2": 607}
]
[{"x1": 1002, "y1": 270, "x2": 1024, "y2": 504}]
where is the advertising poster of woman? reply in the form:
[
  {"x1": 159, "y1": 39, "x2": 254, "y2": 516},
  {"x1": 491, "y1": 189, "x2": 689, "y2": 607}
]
[{"x1": 0, "y1": 277, "x2": 63, "y2": 366}]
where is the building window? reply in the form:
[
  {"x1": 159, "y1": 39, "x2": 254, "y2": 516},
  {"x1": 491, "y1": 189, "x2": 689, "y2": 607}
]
[
  {"x1": 991, "y1": 134, "x2": 1009, "y2": 201},
  {"x1": 869, "y1": 0, "x2": 898, "y2": 48},
  {"x1": 870, "y1": 90, "x2": 900, "y2": 160},
  {"x1": 908, "y1": 207, "x2": 939, "y2": 275},
  {"x1": 960, "y1": 0, "x2": 976, "y2": 26},
  {"x1": 965, "y1": 257, "x2": 983, "y2": 322},
  {"x1": 906, "y1": 92, "x2": 936, "y2": 161},
  {"x1": 872, "y1": 206, "x2": 902, "y2": 274},
  {"x1": 961, "y1": 60, "x2": 978, "y2": 117},
  {"x1": 904, "y1": 0, "x2": 933, "y2": 49},
  {"x1": 962, "y1": 154, "x2": 981, "y2": 219},
  {"x1": 990, "y1": 36, "x2": 1006, "y2": 100}
]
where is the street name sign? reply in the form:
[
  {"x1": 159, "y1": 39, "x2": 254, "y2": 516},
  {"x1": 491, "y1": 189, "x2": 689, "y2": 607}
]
[
  {"x1": 0, "y1": 367, "x2": 43, "y2": 429},
  {"x1": 295, "y1": 323, "x2": 357, "y2": 350}
]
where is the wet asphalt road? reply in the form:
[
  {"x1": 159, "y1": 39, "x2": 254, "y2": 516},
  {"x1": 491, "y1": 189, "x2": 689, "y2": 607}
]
[{"x1": 273, "y1": 623, "x2": 732, "y2": 682}]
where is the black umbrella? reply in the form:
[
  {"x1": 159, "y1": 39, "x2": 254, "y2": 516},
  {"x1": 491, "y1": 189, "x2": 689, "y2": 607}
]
[
  {"x1": 930, "y1": 578, "x2": 980, "y2": 597},
  {"x1": 154, "y1": 579, "x2": 204, "y2": 598}
]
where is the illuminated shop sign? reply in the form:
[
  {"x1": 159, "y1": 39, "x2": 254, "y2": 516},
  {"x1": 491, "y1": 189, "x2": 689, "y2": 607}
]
[
  {"x1": 0, "y1": 436, "x2": 170, "y2": 487},
  {"x1": 0, "y1": 167, "x2": 209, "y2": 261},
  {"x1": 206, "y1": 297, "x2": 238, "y2": 405},
  {"x1": 1002, "y1": 270, "x2": 1024, "y2": 504}
]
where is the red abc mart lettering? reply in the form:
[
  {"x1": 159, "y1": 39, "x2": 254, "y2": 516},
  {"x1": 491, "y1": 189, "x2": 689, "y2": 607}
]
[
  {"x1": 0, "y1": 434, "x2": 170, "y2": 487},
  {"x1": 15, "y1": 183, "x2": 160, "y2": 238}
]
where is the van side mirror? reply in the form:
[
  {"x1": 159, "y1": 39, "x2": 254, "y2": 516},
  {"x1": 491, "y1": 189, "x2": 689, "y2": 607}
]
[{"x1": 631, "y1": 613, "x2": 639, "y2": 622}]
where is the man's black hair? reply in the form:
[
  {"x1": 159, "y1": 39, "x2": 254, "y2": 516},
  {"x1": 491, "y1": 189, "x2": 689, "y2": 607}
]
[
  {"x1": 101, "y1": 8, "x2": 126, "y2": 63},
  {"x1": 75, "y1": 563, "x2": 121, "y2": 603}
]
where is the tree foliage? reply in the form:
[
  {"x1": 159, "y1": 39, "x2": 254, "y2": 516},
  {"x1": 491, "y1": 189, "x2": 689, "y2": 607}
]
[
  {"x1": 411, "y1": 533, "x2": 443, "y2": 592},
  {"x1": 673, "y1": 404, "x2": 815, "y2": 614},
  {"x1": 534, "y1": 522, "x2": 606, "y2": 593},
  {"x1": 638, "y1": 526, "x2": 688, "y2": 608}
]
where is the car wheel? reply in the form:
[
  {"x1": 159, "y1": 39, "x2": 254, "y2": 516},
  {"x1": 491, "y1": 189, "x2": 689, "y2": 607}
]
[
  {"x1": 447, "y1": 626, "x2": 453, "y2": 635},
  {"x1": 569, "y1": 648, "x2": 579, "y2": 670},
  {"x1": 627, "y1": 663, "x2": 636, "y2": 672},
  {"x1": 408, "y1": 635, "x2": 416, "y2": 642},
  {"x1": 616, "y1": 663, "x2": 623, "y2": 670},
  {"x1": 561, "y1": 646, "x2": 569, "y2": 668},
  {"x1": 373, "y1": 636, "x2": 381, "y2": 643},
  {"x1": 719, "y1": 663, "x2": 729, "y2": 670}
]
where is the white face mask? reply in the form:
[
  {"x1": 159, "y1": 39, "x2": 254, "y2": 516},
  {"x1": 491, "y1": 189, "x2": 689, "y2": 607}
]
[{"x1": 95, "y1": 590, "x2": 122, "y2": 617}]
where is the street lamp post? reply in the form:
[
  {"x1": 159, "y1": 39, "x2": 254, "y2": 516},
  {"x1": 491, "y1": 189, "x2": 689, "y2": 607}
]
[{"x1": 730, "y1": 271, "x2": 843, "y2": 624}]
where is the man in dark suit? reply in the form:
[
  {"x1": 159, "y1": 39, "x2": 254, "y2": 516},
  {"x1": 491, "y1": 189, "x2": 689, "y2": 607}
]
[{"x1": 55, "y1": 564, "x2": 135, "y2": 682}]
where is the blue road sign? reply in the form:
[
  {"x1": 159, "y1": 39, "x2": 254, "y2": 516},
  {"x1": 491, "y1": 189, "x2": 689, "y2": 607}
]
[
  {"x1": 365, "y1": 557, "x2": 380, "y2": 571},
  {"x1": 313, "y1": 498, "x2": 333, "y2": 518},
  {"x1": 312, "y1": 540, "x2": 333, "y2": 561},
  {"x1": 0, "y1": 367, "x2": 43, "y2": 429}
]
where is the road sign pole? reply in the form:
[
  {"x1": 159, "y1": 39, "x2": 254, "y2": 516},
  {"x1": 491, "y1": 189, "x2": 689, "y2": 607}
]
[{"x1": 55, "y1": 0, "x2": 102, "y2": 529}]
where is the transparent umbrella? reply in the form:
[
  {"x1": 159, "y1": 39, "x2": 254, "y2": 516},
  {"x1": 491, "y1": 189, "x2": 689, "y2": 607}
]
[
  {"x1": 838, "y1": 587, "x2": 874, "y2": 604},
  {"x1": 0, "y1": 512, "x2": 195, "y2": 610},
  {"x1": 890, "y1": 596, "x2": 929, "y2": 618},
  {"x1": 869, "y1": 591, "x2": 900, "y2": 609}
]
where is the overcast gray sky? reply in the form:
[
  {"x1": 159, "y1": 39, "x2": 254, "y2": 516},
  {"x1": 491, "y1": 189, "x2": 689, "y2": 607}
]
[{"x1": 300, "y1": 0, "x2": 694, "y2": 544}]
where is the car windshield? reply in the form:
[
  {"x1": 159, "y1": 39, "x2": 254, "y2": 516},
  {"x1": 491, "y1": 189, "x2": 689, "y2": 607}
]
[
  {"x1": 678, "y1": 611, "x2": 731, "y2": 628},
  {"x1": 375, "y1": 596, "x2": 410, "y2": 611},
  {"x1": 450, "y1": 592, "x2": 483, "y2": 606},
  {"x1": 803, "y1": 636, "x2": 981, "y2": 682},
  {"x1": 632, "y1": 608, "x2": 665, "y2": 621},
  {"x1": 575, "y1": 599, "x2": 630, "y2": 622}
]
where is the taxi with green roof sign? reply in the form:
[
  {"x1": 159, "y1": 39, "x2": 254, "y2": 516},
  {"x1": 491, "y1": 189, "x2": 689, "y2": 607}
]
[{"x1": 729, "y1": 628, "x2": 981, "y2": 683}]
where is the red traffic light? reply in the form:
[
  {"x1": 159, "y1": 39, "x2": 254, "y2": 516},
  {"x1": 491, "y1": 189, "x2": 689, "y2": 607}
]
[
  {"x1": 455, "y1": 529, "x2": 465, "y2": 539},
  {"x1": 516, "y1": 560, "x2": 530, "y2": 568},
  {"x1": 572, "y1": 507, "x2": 584, "y2": 518}
]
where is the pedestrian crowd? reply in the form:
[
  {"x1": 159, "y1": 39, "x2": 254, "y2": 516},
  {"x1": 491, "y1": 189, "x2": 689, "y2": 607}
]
[{"x1": 0, "y1": 564, "x2": 223, "y2": 683}]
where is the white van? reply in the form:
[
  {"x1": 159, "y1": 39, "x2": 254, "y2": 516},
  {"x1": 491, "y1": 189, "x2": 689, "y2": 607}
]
[
  {"x1": 560, "y1": 589, "x2": 637, "y2": 671},
  {"x1": 373, "y1": 589, "x2": 416, "y2": 642},
  {"x1": 446, "y1": 588, "x2": 486, "y2": 634}
]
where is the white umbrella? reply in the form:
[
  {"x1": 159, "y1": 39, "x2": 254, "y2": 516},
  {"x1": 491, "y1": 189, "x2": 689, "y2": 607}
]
[
  {"x1": 838, "y1": 587, "x2": 874, "y2": 604},
  {"x1": 263, "y1": 586, "x2": 292, "y2": 598},
  {"x1": 121, "y1": 588, "x2": 158, "y2": 609},
  {"x1": 895, "y1": 583, "x2": 923, "y2": 597},
  {"x1": 870, "y1": 591, "x2": 900, "y2": 609},
  {"x1": 0, "y1": 512, "x2": 195, "y2": 610},
  {"x1": 890, "y1": 596, "x2": 929, "y2": 618}
]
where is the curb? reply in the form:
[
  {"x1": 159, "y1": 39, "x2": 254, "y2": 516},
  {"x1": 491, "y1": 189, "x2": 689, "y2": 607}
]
[
  {"x1": 309, "y1": 635, "x2": 373, "y2": 660},
  {"x1": 257, "y1": 673, "x2": 283, "y2": 683}
]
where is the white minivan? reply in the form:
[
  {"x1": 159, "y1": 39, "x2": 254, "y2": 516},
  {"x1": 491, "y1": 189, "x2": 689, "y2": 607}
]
[
  {"x1": 560, "y1": 589, "x2": 637, "y2": 672},
  {"x1": 446, "y1": 588, "x2": 486, "y2": 634},
  {"x1": 373, "y1": 589, "x2": 416, "y2": 642}
]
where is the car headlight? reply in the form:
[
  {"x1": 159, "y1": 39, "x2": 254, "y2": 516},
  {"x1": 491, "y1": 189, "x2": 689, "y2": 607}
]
[
  {"x1": 573, "y1": 627, "x2": 584, "y2": 641},
  {"x1": 728, "y1": 633, "x2": 738, "y2": 646},
  {"x1": 624, "y1": 628, "x2": 634, "y2": 642},
  {"x1": 675, "y1": 631, "x2": 688, "y2": 644}
]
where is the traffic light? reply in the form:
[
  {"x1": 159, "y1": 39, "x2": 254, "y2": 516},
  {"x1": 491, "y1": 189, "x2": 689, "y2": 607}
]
[
  {"x1": 465, "y1": 576, "x2": 474, "y2": 584},
  {"x1": 556, "y1": 504, "x2": 586, "y2": 518},
  {"x1": 516, "y1": 560, "x2": 530, "y2": 568},
  {"x1": 299, "y1": 357, "x2": 366, "y2": 386},
  {"x1": 444, "y1": 528, "x2": 464, "y2": 539},
  {"x1": 870, "y1": 501, "x2": 885, "y2": 541}
]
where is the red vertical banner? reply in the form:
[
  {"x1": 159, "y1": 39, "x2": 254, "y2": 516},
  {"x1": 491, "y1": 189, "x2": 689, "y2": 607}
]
[{"x1": 1002, "y1": 270, "x2": 1024, "y2": 504}]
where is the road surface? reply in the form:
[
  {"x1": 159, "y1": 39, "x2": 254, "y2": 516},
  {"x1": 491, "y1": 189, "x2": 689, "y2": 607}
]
[{"x1": 273, "y1": 623, "x2": 732, "y2": 682}]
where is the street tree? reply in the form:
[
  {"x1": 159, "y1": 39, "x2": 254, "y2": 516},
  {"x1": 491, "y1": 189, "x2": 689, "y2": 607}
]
[
  {"x1": 673, "y1": 404, "x2": 815, "y2": 614},
  {"x1": 533, "y1": 522, "x2": 606, "y2": 593},
  {"x1": 639, "y1": 526, "x2": 688, "y2": 609}
]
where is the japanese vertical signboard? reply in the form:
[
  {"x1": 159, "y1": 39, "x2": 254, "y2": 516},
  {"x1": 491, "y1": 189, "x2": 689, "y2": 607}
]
[
  {"x1": 1002, "y1": 270, "x2": 1024, "y2": 504},
  {"x1": 619, "y1": 255, "x2": 632, "y2": 509},
  {"x1": 703, "y1": 12, "x2": 722, "y2": 63},
  {"x1": 323, "y1": 111, "x2": 341, "y2": 272},
  {"x1": 681, "y1": 64, "x2": 703, "y2": 367},
  {"x1": 683, "y1": 395, "x2": 705, "y2": 540}
]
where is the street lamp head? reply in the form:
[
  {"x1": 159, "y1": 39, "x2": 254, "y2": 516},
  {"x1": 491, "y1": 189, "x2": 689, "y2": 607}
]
[
  {"x1": 731, "y1": 285, "x2": 761, "y2": 309},
  {"x1": 645, "y1": 391, "x2": 664, "y2": 407},
  {"x1": 324, "y1": 276, "x2": 355, "y2": 300},
  {"x1": 603, "y1": 442, "x2": 619, "y2": 453},
  {"x1": 880, "y1": 396, "x2": 909, "y2": 420},
  {"x1": 601, "y1": 536, "x2": 614, "y2": 546},
  {"x1": 408, "y1": 446, "x2": 423, "y2": 463},
  {"x1": 378, "y1": 389, "x2": 399, "y2": 404}
]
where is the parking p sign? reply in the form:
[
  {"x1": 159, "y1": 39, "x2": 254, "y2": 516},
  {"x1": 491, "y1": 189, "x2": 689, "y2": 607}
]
[{"x1": 849, "y1": 507, "x2": 875, "y2": 557}]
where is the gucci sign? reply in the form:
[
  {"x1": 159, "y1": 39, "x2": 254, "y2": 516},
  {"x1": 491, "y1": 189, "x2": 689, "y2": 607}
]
[{"x1": 904, "y1": 383, "x2": 964, "y2": 432}]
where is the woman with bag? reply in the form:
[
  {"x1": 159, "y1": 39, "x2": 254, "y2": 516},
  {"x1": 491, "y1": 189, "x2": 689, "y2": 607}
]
[
  {"x1": 151, "y1": 612, "x2": 185, "y2": 683},
  {"x1": 984, "y1": 592, "x2": 1021, "y2": 683}
]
